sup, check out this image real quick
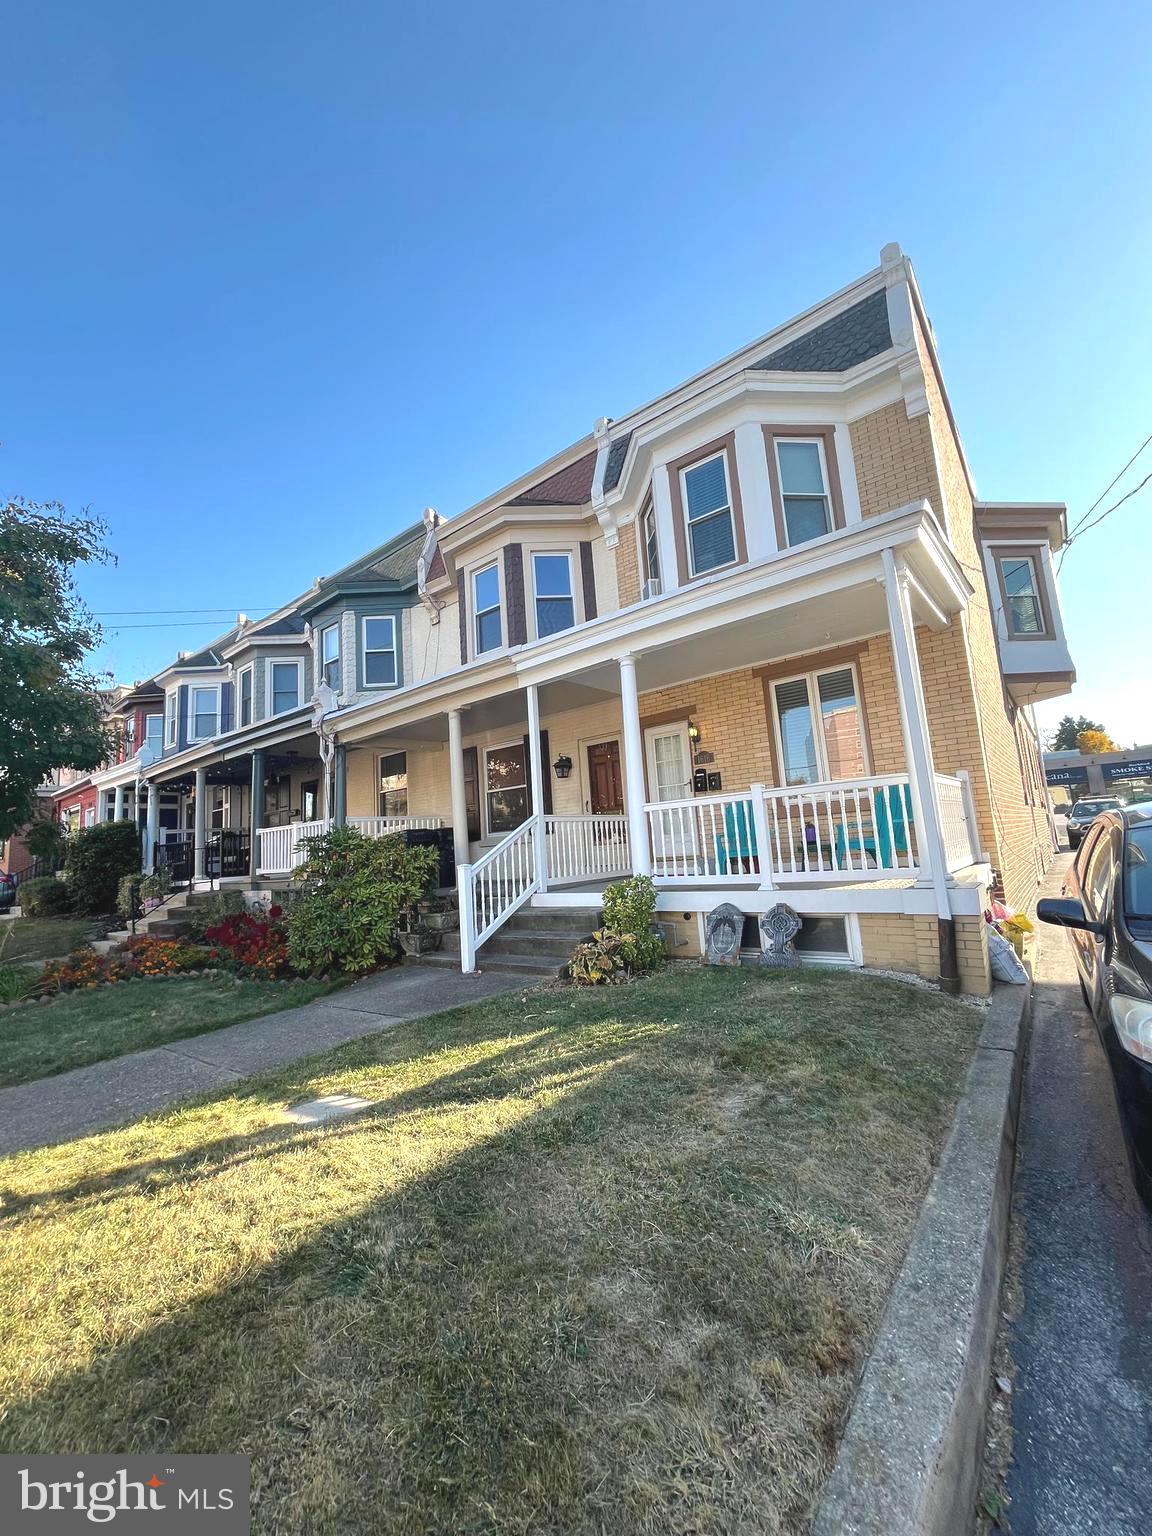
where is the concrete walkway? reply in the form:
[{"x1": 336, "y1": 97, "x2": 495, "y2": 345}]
[
  {"x1": 1004, "y1": 852, "x2": 1152, "y2": 1534},
  {"x1": 0, "y1": 967, "x2": 531, "y2": 1157}
]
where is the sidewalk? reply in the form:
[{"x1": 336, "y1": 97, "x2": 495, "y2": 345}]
[{"x1": 0, "y1": 967, "x2": 530, "y2": 1157}]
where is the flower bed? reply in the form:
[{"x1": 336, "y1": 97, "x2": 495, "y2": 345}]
[{"x1": 204, "y1": 906, "x2": 290, "y2": 978}]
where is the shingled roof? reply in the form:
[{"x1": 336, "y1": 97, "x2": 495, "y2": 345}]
[
  {"x1": 751, "y1": 290, "x2": 892, "y2": 373},
  {"x1": 602, "y1": 430, "x2": 633, "y2": 494},
  {"x1": 508, "y1": 448, "x2": 597, "y2": 506}
]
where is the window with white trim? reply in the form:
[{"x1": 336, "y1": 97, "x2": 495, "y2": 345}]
[
  {"x1": 362, "y1": 616, "x2": 397, "y2": 686},
  {"x1": 237, "y1": 667, "x2": 253, "y2": 728},
  {"x1": 532, "y1": 552, "x2": 575, "y2": 638},
  {"x1": 190, "y1": 686, "x2": 220, "y2": 741},
  {"x1": 378, "y1": 751, "x2": 408, "y2": 816},
  {"x1": 473, "y1": 565, "x2": 502, "y2": 654},
  {"x1": 998, "y1": 554, "x2": 1046, "y2": 636},
  {"x1": 772, "y1": 665, "x2": 867, "y2": 785},
  {"x1": 775, "y1": 438, "x2": 833, "y2": 546},
  {"x1": 642, "y1": 498, "x2": 661, "y2": 590},
  {"x1": 681, "y1": 452, "x2": 736, "y2": 575},
  {"x1": 164, "y1": 691, "x2": 178, "y2": 747},
  {"x1": 320, "y1": 622, "x2": 341, "y2": 690},
  {"x1": 270, "y1": 661, "x2": 301, "y2": 715}
]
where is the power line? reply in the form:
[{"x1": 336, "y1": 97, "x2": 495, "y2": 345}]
[
  {"x1": 1058, "y1": 469, "x2": 1152, "y2": 571},
  {"x1": 1065, "y1": 429, "x2": 1152, "y2": 541},
  {"x1": 89, "y1": 605, "x2": 279, "y2": 616},
  {"x1": 98, "y1": 619, "x2": 246, "y2": 631}
]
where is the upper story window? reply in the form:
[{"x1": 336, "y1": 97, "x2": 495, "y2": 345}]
[
  {"x1": 237, "y1": 666, "x2": 253, "y2": 728},
  {"x1": 164, "y1": 691, "x2": 178, "y2": 747},
  {"x1": 270, "y1": 661, "x2": 301, "y2": 715},
  {"x1": 320, "y1": 623, "x2": 341, "y2": 690},
  {"x1": 682, "y1": 453, "x2": 736, "y2": 575},
  {"x1": 532, "y1": 552, "x2": 574, "y2": 638},
  {"x1": 144, "y1": 714, "x2": 163, "y2": 754},
  {"x1": 362, "y1": 616, "x2": 398, "y2": 686},
  {"x1": 641, "y1": 496, "x2": 661, "y2": 592},
  {"x1": 775, "y1": 438, "x2": 833, "y2": 546},
  {"x1": 190, "y1": 685, "x2": 220, "y2": 741},
  {"x1": 473, "y1": 565, "x2": 502, "y2": 654},
  {"x1": 996, "y1": 551, "x2": 1049, "y2": 637}
]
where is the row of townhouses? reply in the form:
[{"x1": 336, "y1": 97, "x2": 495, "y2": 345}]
[{"x1": 41, "y1": 245, "x2": 1074, "y2": 991}]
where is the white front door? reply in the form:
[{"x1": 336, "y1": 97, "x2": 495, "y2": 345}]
[{"x1": 644, "y1": 723, "x2": 697, "y2": 870}]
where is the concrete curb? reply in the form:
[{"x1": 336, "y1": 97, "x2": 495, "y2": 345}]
[{"x1": 811, "y1": 981, "x2": 1032, "y2": 1536}]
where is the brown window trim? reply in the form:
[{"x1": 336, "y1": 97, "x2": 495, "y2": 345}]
[
  {"x1": 762, "y1": 424, "x2": 845, "y2": 550},
  {"x1": 757, "y1": 643, "x2": 876, "y2": 789},
  {"x1": 667, "y1": 433, "x2": 747, "y2": 586},
  {"x1": 992, "y1": 545, "x2": 1054, "y2": 641},
  {"x1": 637, "y1": 489, "x2": 655, "y2": 585}
]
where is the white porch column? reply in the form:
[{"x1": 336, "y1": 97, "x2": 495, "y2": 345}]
[
  {"x1": 145, "y1": 782, "x2": 159, "y2": 873},
  {"x1": 526, "y1": 683, "x2": 548, "y2": 890},
  {"x1": 193, "y1": 768, "x2": 207, "y2": 883},
  {"x1": 881, "y1": 550, "x2": 952, "y2": 924},
  {"x1": 618, "y1": 654, "x2": 651, "y2": 876},
  {"x1": 447, "y1": 709, "x2": 470, "y2": 869},
  {"x1": 113, "y1": 784, "x2": 125, "y2": 821}
]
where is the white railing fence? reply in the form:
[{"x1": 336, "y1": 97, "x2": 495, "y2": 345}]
[
  {"x1": 762, "y1": 776, "x2": 920, "y2": 881},
  {"x1": 934, "y1": 773, "x2": 979, "y2": 873},
  {"x1": 256, "y1": 814, "x2": 445, "y2": 875},
  {"x1": 645, "y1": 790, "x2": 767, "y2": 884},
  {"x1": 458, "y1": 818, "x2": 539, "y2": 972},
  {"x1": 544, "y1": 814, "x2": 631, "y2": 885}
]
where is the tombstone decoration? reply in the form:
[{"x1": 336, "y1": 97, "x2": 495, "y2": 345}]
[
  {"x1": 704, "y1": 902, "x2": 745, "y2": 966},
  {"x1": 759, "y1": 903, "x2": 802, "y2": 968}
]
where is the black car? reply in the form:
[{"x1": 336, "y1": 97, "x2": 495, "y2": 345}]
[
  {"x1": 1038, "y1": 803, "x2": 1152, "y2": 1205},
  {"x1": 1066, "y1": 795, "x2": 1123, "y2": 850}
]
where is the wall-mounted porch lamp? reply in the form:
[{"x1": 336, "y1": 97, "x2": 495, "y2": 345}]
[{"x1": 553, "y1": 754, "x2": 573, "y2": 780}]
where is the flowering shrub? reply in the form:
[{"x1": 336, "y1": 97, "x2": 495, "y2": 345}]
[
  {"x1": 122, "y1": 936, "x2": 211, "y2": 976},
  {"x1": 205, "y1": 906, "x2": 291, "y2": 977}
]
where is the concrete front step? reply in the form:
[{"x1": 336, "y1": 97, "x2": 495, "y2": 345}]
[
  {"x1": 408, "y1": 950, "x2": 561, "y2": 979},
  {"x1": 435, "y1": 928, "x2": 588, "y2": 961}
]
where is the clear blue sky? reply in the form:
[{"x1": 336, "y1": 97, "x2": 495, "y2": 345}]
[{"x1": 4, "y1": 1, "x2": 1150, "y2": 743}]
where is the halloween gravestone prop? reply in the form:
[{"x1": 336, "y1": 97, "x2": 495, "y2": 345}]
[
  {"x1": 704, "y1": 902, "x2": 744, "y2": 966},
  {"x1": 759, "y1": 903, "x2": 802, "y2": 967}
]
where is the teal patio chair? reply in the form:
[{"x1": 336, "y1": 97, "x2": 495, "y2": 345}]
[
  {"x1": 833, "y1": 785, "x2": 912, "y2": 869},
  {"x1": 714, "y1": 799, "x2": 758, "y2": 874}
]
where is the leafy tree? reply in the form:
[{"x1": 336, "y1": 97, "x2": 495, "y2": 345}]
[
  {"x1": 1051, "y1": 714, "x2": 1105, "y2": 751},
  {"x1": 1076, "y1": 729, "x2": 1118, "y2": 755},
  {"x1": 24, "y1": 814, "x2": 67, "y2": 866},
  {"x1": 0, "y1": 498, "x2": 113, "y2": 840}
]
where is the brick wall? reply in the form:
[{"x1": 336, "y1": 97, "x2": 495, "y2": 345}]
[
  {"x1": 615, "y1": 526, "x2": 642, "y2": 608},
  {"x1": 858, "y1": 911, "x2": 990, "y2": 995}
]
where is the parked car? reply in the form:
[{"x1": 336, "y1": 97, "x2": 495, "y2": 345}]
[
  {"x1": 1066, "y1": 796, "x2": 1123, "y2": 849},
  {"x1": 0, "y1": 872, "x2": 15, "y2": 911},
  {"x1": 1038, "y1": 804, "x2": 1152, "y2": 1205}
]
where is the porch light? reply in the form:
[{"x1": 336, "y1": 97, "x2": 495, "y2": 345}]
[
  {"x1": 687, "y1": 721, "x2": 700, "y2": 743},
  {"x1": 553, "y1": 754, "x2": 573, "y2": 780}
]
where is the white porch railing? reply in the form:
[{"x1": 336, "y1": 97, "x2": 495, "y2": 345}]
[
  {"x1": 934, "y1": 772, "x2": 980, "y2": 873},
  {"x1": 645, "y1": 792, "x2": 766, "y2": 884},
  {"x1": 545, "y1": 814, "x2": 631, "y2": 885},
  {"x1": 255, "y1": 815, "x2": 445, "y2": 875},
  {"x1": 458, "y1": 819, "x2": 539, "y2": 972},
  {"x1": 762, "y1": 776, "x2": 921, "y2": 881}
]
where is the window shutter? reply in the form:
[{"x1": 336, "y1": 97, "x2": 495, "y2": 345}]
[
  {"x1": 457, "y1": 570, "x2": 469, "y2": 664},
  {"x1": 463, "y1": 746, "x2": 480, "y2": 840},
  {"x1": 579, "y1": 542, "x2": 597, "y2": 620},
  {"x1": 504, "y1": 544, "x2": 526, "y2": 646},
  {"x1": 523, "y1": 730, "x2": 553, "y2": 816}
]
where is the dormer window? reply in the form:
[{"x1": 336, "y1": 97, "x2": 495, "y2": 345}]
[
  {"x1": 682, "y1": 453, "x2": 736, "y2": 575},
  {"x1": 320, "y1": 623, "x2": 341, "y2": 690},
  {"x1": 996, "y1": 550, "x2": 1050, "y2": 637},
  {"x1": 473, "y1": 565, "x2": 502, "y2": 655}
]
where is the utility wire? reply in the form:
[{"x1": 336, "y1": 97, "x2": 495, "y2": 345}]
[
  {"x1": 1065, "y1": 429, "x2": 1152, "y2": 540},
  {"x1": 89, "y1": 605, "x2": 279, "y2": 616},
  {"x1": 1059, "y1": 469, "x2": 1152, "y2": 573}
]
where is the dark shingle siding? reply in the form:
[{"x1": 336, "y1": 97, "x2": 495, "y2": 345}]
[
  {"x1": 509, "y1": 449, "x2": 597, "y2": 506},
  {"x1": 752, "y1": 290, "x2": 892, "y2": 374},
  {"x1": 602, "y1": 431, "x2": 632, "y2": 493},
  {"x1": 251, "y1": 615, "x2": 306, "y2": 637},
  {"x1": 504, "y1": 544, "x2": 526, "y2": 647}
]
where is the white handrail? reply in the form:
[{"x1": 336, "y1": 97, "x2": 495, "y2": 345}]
[
  {"x1": 761, "y1": 777, "x2": 920, "y2": 881},
  {"x1": 458, "y1": 817, "x2": 540, "y2": 972},
  {"x1": 348, "y1": 814, "x2": 444, "y2": 837},
  {"x1": 544, "y1": 814, "x2": 630, "y2": 884},
  {"x1": 644, "y1": 790, "x2": 765, "y2": 883},
  {"x1": 256, "y1": 814, "x2": 446, "y2": 874}
]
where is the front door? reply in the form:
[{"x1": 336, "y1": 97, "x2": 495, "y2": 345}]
[
  {"x1": 300, "y1": 780, "x2": 319, "y2": 823},
  {"x1": 587, "y1": 740, "x2": 624, "y2": 815},
  {"x1": 643, "y1": 722, "x2": 697, "y2": 869}
]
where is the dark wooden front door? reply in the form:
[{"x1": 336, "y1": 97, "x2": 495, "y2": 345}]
[{"x1": 587, "y1": 740, "x2": 624, "y2": 814}]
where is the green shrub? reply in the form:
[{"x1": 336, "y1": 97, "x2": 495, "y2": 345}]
[
  {"x1": 600, "y1": 875, "x2": 666, "y2": 973},
  {"x1": 567, "y1": 930, "x2": 631, "y2": 985},
  {"x1": 286, "y1": 827, "x2": 438, "y2": 975},
  {"x1": 116, "y1": 874, "x2": 144, "y2": 919},
  {"x1": 0, "y1": 964, "x2": 38, "y2": 1004},
  {"x1": 19, "y1": 875, "x2": 73, "y2": 917},
  {"x1": 64, "y1": 821, "x2": 142, "y2": 915},
  {"x1": 25, "y1": 816, "x2": 67, "y2": 866}
]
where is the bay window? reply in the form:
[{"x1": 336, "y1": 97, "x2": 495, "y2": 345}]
[
  {"x1": 997, "y1": 552, "x2": 1048, "y2": 637},
  {"x1": 320, "y1": 623, "x2": 341, "y2": 690},
  {"x1": 237, "y1": 667, "x2": 253, "y2": 728},
  {"x1": 642, "y1": 497, "x2": 661, "y2": 591},
  {"x1": 362, "y1": 616, "x2": 397, "y2": 686},
  {"x1": 772, "y1": 665, "x2": 867, "y2": 785},
  {"x1": 473, "y1": 565, "x2": 502, "y2": 654},
  {"x1": 270, "y1": 661, "x2": 301, "y2": 715},
  {"x1": 775, "y1": 438, "x2": 833, "y2": 546},
  {"x1": 165, "y1": 690, "x2": 178, "y2": 748},
  {"x1": 681, "y1": 453, "x2": 736, "y2": 575},
  {"x1": 190, "y1": 686, "x2": 219, "y2": 742},
  {"x1": 532, "y1": 552, "x2": 574, "y2": 638}
]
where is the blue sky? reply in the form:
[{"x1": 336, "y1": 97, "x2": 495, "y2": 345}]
[{"x1": 3, "y1": 1, "x2": 1150, "y2": 744}]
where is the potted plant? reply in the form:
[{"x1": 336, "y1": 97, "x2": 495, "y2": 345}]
[
  {"x1": 397, "y1": 908, "x2": 443, "y2": 955},
  {"x1": 417, "y1": 893, "x2": 458, "y2": 931}
]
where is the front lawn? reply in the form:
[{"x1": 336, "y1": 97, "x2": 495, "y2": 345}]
[
  {"x1": 0, "y1": 916, "x2": 97, "y2": 963},
  {"x1": 0, "y1": 967, "x2": 981, "y2": 1533},
  {"x1": 0, "y1": 975, "x2": 336, "y2": 1088}
]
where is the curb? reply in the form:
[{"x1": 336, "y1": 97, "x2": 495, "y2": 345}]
[{"x1": 811, "y1": 980, "x2": 1032, "y2": 1536}]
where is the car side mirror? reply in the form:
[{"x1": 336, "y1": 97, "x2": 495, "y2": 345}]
[{"x1": 1036, "y1": 897, "x2": 1108, "y2": 938}]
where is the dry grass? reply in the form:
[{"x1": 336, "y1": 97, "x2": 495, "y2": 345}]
[
  {"x1": 0, "y1": 966, "x2": 981, "y2": 1534},
  {"x1": 0, "y1": 916, "x2": 97, "y2": 963}
]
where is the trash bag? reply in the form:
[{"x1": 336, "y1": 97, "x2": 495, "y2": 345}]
[{"x1": 988, "y1": 926, "x2": 1028, "y2": 984}]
